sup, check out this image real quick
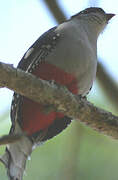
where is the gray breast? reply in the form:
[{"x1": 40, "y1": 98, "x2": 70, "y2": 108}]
[{"x1": 46, "y1": 21, "x2": 97, "y2": 95}]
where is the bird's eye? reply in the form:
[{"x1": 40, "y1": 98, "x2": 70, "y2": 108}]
[
  {"x1": 80, "y1": 10, "x2": 89, "y2": 15},
  {"x1": 80, "y1": 11, "x2": 85, "y2": 14}
]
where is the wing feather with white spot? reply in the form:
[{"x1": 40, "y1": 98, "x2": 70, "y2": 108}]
[{"x1": 10, "y1": 26, "x2": 62, "y2": 133}]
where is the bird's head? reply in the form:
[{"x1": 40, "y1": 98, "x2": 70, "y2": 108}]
[{"x1": 71, "y1": 7, "x2": 115, "y2": 36}]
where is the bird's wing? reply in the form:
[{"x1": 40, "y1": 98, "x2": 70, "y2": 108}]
[{"x1": 10, "y1": 26, "x2": 61, "y2": 133}]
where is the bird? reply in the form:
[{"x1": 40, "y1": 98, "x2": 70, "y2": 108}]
[{"x1": 0, "y1": 7, "x2": 115, "y2": 180}]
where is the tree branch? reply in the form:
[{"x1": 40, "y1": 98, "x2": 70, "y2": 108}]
[
  {"x1": 44, "y1": 0, "x2": 66, "y2": 23},
  {"x1": 0, "y1": 61, "x2": 118, "y2": 139},
  {"x1": 97, "y1": 62, "x2": 118, "y2": 110}
]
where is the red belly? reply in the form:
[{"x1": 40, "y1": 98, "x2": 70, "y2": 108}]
[{"x1": 22, "y1": 62, "x2": 78, "y2": 135}]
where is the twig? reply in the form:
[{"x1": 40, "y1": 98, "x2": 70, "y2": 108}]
[{"x1": 97, "y1": 62, "x2": 118, "y2": 109}]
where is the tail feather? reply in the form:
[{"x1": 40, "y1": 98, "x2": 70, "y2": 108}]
[
  {"x1": 0, "y1": 151, "x2": 9, "y2": 168},
  {"x1": 0, "y1": 136, "x2": 32, "y2": 180}
]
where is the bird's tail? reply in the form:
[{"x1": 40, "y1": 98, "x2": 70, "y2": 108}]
[{"x1": 0, "y1": 133, "x2": 32, "y2": 180}]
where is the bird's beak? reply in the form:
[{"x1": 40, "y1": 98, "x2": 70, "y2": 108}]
[{"x1": 106, "y1": 13, "x2": 115, "y2": 21}]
